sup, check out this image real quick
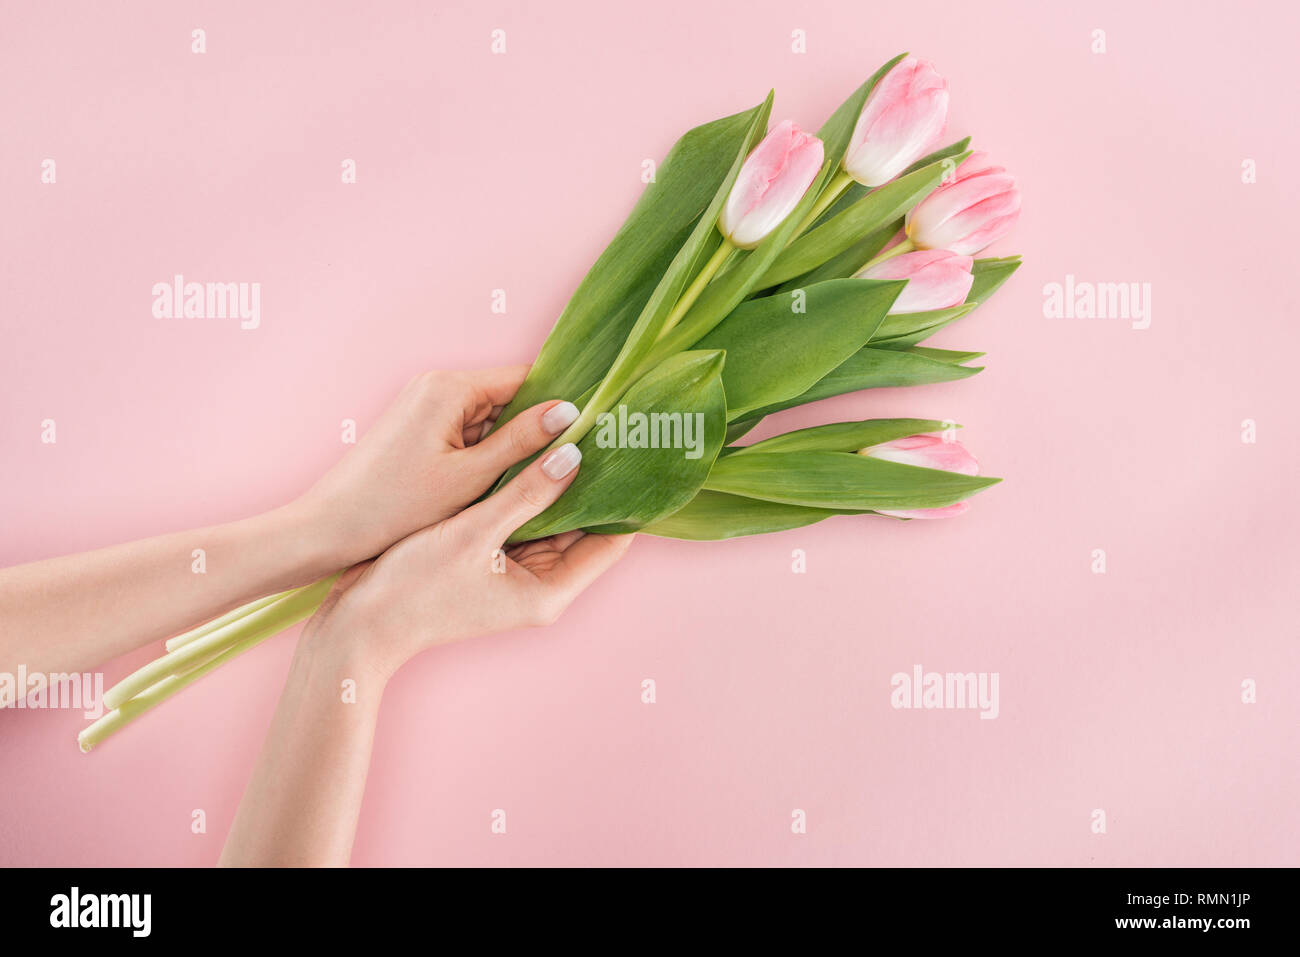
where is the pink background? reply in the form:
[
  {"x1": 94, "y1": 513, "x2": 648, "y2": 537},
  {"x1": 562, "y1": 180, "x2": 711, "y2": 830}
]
[{"x1": 2, "y1": 0, "x2": 1297, "y2": 866}]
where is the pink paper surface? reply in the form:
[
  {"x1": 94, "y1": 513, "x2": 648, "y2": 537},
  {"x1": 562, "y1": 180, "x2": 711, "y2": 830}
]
[{"x1": 1, "y1": 0, "x2": 1296, "y2": 866}]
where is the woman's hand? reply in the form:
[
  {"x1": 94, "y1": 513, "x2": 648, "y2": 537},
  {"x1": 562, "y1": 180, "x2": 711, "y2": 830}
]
[
  {"x1": 299, "y1": 441, "x2": 633, "y2": 680},
  {"x1": 294, "y1": 366, "x2": 581, "y2": 569},
  {"x1": 221, "y1": 435, "x2": 632, "y2": 867},
  {"x1": 0, "y1": 365, "x2": 583, "y2": 692}
]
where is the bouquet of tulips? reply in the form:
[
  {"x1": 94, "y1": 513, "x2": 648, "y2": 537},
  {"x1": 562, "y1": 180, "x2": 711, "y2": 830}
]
[{"x1": 80, "y1": 54, "x2": 1021, "y2": 750}]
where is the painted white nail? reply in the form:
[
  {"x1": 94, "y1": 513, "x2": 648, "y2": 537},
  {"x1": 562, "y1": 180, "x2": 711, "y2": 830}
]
[
  {"x1": 541, "y1": 400, "x2": 579, "y2": 434},
  {"x1": 541, "y1": 443, "x2": 581, "y2": 480}
]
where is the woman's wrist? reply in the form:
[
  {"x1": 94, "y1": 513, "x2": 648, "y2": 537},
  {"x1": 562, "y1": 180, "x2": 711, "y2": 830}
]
[
  {"x1": 297, "y1": 581, "x2": 406, "y2": 686},
  {"x1": 273, "y1": 494, "x2": 363, "y2": 580},
  {"x1": 297, "y1": 611, "x2": 396, "y2": 690}
]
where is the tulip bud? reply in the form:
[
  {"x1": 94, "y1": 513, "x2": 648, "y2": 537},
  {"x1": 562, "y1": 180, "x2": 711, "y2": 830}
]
[
  {"x1": 842, "y1": 57, "x2": 949, "y2": 188},
  {"x1": 856, "y1": 249, "x2": 973, "y2": 313},
  {"x1": 905, "y1": 151, "x2": 1021, "y2": 256},
  {"x1": 718, "y1": 120, "x2": 824, "y2": 249},
  {"x1": 859, "y1": 434, "x2": 980, "y2": 519}
]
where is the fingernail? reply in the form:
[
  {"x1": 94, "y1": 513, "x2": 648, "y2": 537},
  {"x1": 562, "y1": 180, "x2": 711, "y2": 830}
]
[
  {"x1": 541, "y1": 443, "x2": 581, "y2": 479},
  {"x1": 541, "y1": 400, "x2": 580, "y2": 434}
]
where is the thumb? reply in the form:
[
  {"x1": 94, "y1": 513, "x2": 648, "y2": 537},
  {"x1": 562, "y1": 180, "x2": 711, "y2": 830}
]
[{"x1": 461, "y1": 442, "x2": 582, "y2": 546}]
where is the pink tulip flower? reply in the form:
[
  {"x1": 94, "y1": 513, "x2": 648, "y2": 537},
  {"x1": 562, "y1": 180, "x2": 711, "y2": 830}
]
[
  {"x1": 860, "y1": 434, "x2": 980, "y2": 519},
  {"x1": 905, "y1": 151, "x2": 1021, "y2": 255},
  {"x1": 718, "y1": 120, "x2": 825, "y2": 249},
  {"x1": 843, "y1": 57, "x2": 949, "y2": 187},
  {"x1": 857, "y1": 249, "x2": 974, "y2": 313}
]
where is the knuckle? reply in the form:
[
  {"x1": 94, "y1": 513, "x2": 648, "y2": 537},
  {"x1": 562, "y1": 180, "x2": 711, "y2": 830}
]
[
  {"x1": 432, "y1": 514, "x2": 471, "y2": 550},
  {"x1": 406, "y1": 371, "x2": 437, "y2": 401},
  {"x1": 507, "y1": 421, "x2": 535, "y2": 460},
  {"x1": 512, "y1": 478, "x2": 549, "y2": 513},
  {"x1": 527, "y1": 599, "x2": 562, "y2": 628}
]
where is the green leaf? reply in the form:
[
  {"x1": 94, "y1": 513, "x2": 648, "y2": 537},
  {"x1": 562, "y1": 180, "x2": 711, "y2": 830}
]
[
  {"x1": 903, "y1": 137, "x2": 976, "y2": 177},
  {"x1": 703, "y1": 450, "x2": 999, "y2": 510},
  {"x1": 760, "y1": 154, "x2": 967, "y2": 288},
  {"x1": 735, "y1": 345, "x2": 982, "y2": 422},
  {"x1": 907, "y1": 346, "x2": 986, "y2": 364},
  {"x1": 492, "y1": 98, "x2": 772, "y2": 435},
  {"x1": 871, "y1": 303, "x2": 976, "y2": 350},
  {"x1": 728, "y1": 418, "x2": 956, "y2": 456},
  {"x1": 648, "y1": 412, "x2": 983, "y2": 540},
  {"x1": 693, "y1": 278, "x2": 903, "y2": 420},
  {"x1": 969, "y1": 256, "x2": 1022, "y2": 303},
  {"x1": 507, "y1": 350, "x2": 728, "y2": 542},
  {"x1": 640, "y1": 490, "x2": 856, "y2": 540},
  {"x1": 771, "y1": 220, "x2": 897, "y2": 295}
]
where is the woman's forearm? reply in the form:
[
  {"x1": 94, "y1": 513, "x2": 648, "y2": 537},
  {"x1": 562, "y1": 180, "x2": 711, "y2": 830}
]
[
  {"x1": 219, "y1": 622, "x2": 388, "y2": 867},
  {"x1": 0, "y1": 499, "x2": 344, "y2": 690}
]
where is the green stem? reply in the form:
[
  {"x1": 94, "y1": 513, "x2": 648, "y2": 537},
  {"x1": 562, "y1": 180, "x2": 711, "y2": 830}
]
[
  {"x1": 656, "y1": 238, "x2": 733, "y2": 341},
  {"x1": 163, "y1": 588, "x2": 294, "y2": 651},
  {"x1": 546, "y1": 376, "x2": 621, "y2": 453},
  {"x1": 81, "y1": 615, "x2": 288, "y2": 752},
  {"x1": 791, "y1": 168, "x2": 854, "y2": 239},
  {"x1": 101, "y1": 575, "x2": 339, "y2": 710},
  {"x1": 859, "y1": 237, "x2": 916, "y2": 272}
]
